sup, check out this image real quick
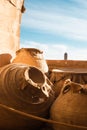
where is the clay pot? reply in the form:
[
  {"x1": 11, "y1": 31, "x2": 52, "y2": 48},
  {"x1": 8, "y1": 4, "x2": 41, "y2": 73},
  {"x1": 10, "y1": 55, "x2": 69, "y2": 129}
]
[
  {"x1": 49, "y1": 69, "x2": 87, "y2": 97},
  {"x1": 12, "y1": 48, "x2": 48, "y2": 73},
  {"x1": 50, "y1": 79, "x2": 87, "y2": 130},
  {"x1": 49, "y1": 70, "x2": 71, "y2": 97},
  {"x1": 0, "y1": 63, "x2": 54, "y2": 130},
  {"x1": 0, "y1": 53, "x2": 12, "y2": 67}
]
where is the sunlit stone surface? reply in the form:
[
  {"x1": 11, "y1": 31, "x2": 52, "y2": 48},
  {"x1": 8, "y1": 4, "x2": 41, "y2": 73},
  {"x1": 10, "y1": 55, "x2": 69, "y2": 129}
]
[{"x1": 0, "y1": 0, "x2": 24, "y2": 66}]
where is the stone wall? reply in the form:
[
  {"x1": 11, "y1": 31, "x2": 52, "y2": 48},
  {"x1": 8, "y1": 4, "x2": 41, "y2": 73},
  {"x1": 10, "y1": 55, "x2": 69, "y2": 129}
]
[
  {"x1": 47, "y1": 60, "x2": 87, "y2": 70},
  {"x1": 0, "y1": 0, "x2": 24, "y2": 66}
]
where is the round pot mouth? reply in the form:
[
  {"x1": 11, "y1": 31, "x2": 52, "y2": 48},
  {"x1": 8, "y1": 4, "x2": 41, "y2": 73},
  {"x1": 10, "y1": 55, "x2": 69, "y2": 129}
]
[
  {"x1": 24, "y1": 66, "x2": 45, "y2": 88},
  {"x1": 24, "y1": 66, "x2": 52, "y2": 97}
]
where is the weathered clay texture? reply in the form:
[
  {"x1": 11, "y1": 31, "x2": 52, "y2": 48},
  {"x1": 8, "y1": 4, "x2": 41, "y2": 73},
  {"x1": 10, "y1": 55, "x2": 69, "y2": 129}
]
[
  {"x1": 50, "y1": 80, "x2": 87, "y2": 130},
  {"x1": 12, "y1": 48, "x2": 49, "y2": 73},
  {"x1": 49, "y1": 69, "x2": 87, "y2": 97},
  {"x1": 0, "y1": 63, "x2": 54, "y2": 130}
]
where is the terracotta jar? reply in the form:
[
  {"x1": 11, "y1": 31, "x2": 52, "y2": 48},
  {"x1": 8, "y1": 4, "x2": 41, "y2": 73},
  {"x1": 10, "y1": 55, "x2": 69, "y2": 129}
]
[
  {"x1": 50, "y1": 79, "x2": 87, "y2": 130},
  {"x1": 49, "y1": 69, "x2": 87, "y2": 97},
  {"x1": 12, "y1": 48, "x2": 49, "y2": 73},
  {"x1": 0, "y1": 63, "x2": 54, "y2": 130}
]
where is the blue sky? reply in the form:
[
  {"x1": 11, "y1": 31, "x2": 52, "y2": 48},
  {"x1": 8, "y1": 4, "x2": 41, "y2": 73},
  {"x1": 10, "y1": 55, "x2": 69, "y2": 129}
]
[{"x1": 20, "y1": 0, "x2": 87, "y2": 60}]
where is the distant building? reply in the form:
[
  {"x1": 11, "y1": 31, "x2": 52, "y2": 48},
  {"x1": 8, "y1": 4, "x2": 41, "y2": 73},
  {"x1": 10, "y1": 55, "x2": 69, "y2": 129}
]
[{"x1": 64, "y1": 52, "x2": 68, "y2": 60}]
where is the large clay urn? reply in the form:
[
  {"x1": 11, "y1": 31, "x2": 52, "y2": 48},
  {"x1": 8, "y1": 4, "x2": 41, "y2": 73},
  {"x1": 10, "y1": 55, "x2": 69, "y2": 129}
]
[
  {"x1": 12, "y1": 48, "x2": 49, "y2": 73},
  {"x1": 50, "y1": 79, "x2": 87, "y2": 130},
  {"x1": 0, "y1": 0, "x2": 25, "y2": 67},
  {"x1": 49, "y1": 69, "x2": 87, "y2": 97},
  {"x1": 0, "y1": 63, "x2": 54, "y2": 130}
]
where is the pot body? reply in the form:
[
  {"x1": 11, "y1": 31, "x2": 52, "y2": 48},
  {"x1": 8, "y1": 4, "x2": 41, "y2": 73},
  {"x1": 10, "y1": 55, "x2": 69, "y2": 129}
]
[
  {"x1": 50, "y1": 69, "x2": 87, "y2": 97},
  {"x1": 0, "y1": 63, "x2": 54, "y2": 130},
  {"x1": 50, "y1": 80, "x2": 87, "y2": 130},
  {"x1": 12, "y1": 48, "x2": 48, "y2": 73}
]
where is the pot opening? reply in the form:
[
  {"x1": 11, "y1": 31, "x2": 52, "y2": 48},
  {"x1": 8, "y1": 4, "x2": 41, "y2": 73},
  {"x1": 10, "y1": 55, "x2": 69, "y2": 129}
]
[{"x1": 28, "y1": 67, "x2": 45, "y2": 85}]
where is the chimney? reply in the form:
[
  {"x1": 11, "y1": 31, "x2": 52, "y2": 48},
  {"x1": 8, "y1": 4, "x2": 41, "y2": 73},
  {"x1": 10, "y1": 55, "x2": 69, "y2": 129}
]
[{"x1": 64, "y1": 52, "x2": 68, "y2": 60}]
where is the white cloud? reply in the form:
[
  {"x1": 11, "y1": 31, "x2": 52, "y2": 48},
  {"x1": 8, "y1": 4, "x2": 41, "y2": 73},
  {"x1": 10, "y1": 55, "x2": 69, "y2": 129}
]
[
  {"x1": 20, "y1": 1, "x2": 87, "y2": 60},
  {"x1": 21, "y1": 7, "x2": 87, "y2": 41},
  {"x1": 21, "y1": 40, "x2": 67, "y2": 59},
  {"x1": 21, "y1": 40, "x2": 87, "y2": 60},
  {"x1": 67, "y1": 47, "x2": 87, "y2": 60},
  {"x1": 72, "y1": 0, "x2": 87, "y2": 7}
]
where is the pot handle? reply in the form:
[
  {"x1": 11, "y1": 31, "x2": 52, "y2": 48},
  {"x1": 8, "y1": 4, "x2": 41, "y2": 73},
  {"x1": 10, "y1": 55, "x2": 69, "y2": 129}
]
[
  {"x1": 61, "y1": 79, "x2": 84, "y2": 94},
  {"x1": 62, "y1": 84, "x2": 71, "y2": 94},
  {"x1": 60, "y1": 79, "x2": 71, "y2": 94}
]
